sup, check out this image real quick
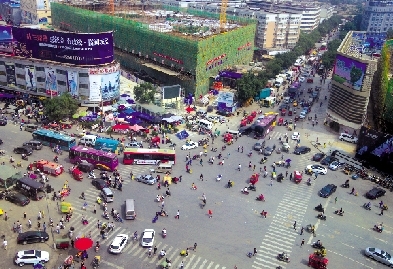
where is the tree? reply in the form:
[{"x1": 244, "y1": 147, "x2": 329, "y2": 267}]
[
  {"x1": 350, "y1": 66, "x2": 363, "y2": 86},
  {"x1": 44, "y1": 93, "x2": 79, "y2": 121},
  {"x1": 133, "y1": 82, "x2": 156, "y2": 103}
]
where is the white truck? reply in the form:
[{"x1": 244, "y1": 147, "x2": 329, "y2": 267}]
[{"x1": 275, "y1": 77, "x2": 284, "y2": 87}]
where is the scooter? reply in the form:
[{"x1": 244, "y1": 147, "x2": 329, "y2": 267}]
[
  {"x1": 314, "y1": 205, "x2": 324, "y2": 212},
  {"x1": 88, "y1": 172, "x2": 96, "y2": 179},
  {"x1": 256, "y1": 195, "x2": 265, "y2": 201},
  {"x1": 22, "y1": 155, "x2": 28, "y2": 161},
  {"x1": 102, "y1": 213, "x2": 110, "y2": 220},
  {"x1": 341, "y1": 183, "x2": 349, "y2": 188},
  {"x1": 317, "y1": 213, "x2": 326, "y2": 220},
  {"x1": 247, "y1": 185, "x2": 256, "y2": 191},
  {"x1": 373, "y1": 225, "x2": 383, "y2": 233},
  {"x1": 241, "y1": 189, "x2": 250, "y2": 195},
  {"x1": 334, "y1": 210, "x2": 344, "y2": 216},
  {"x1": 277, "y1": 253, "x2": 290, "y2": 263},
  {"x1": 162, "y1": 230, "x2": 167, "y2": 238},
  {"x1": 312, "y1": 242, "x2": 324, "y2": 249},
  {"x1": 363, "y1": 203, "x2": 371, "y2": 210}
]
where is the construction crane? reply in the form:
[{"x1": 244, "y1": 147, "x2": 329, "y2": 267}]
[{"x1": 220, "y1": 0, "x2": 228, "y2": 32}]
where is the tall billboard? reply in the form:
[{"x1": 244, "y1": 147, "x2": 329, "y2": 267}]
[
  {"x1": 0, "y1": 26, "x2": 13, "y2": 54},
  {"x1": 12, "y1": 27, "x2": 114, "y2": 65},
  {"x1": 25, "y1": 66, "x2": 37, "y2": 91},
  {"x1": 332, "y1": 55, "x2": 367, "y2": 91},
  {"x1": 88, "y1": 71, "x2": 120, "y2": 102},
  {"x1": 5, "y1": 63, "x2": 16, "y2": 87},
  {"x1": 45, "y1": 67, "x2": 58, "y2": 96},
  {"x1": 67, "y1": 71, "x2": 78, "y2": 97}
]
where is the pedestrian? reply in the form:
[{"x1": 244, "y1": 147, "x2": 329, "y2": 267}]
[
  {"x1": 180, "y1": 261, "x2": 184, "y2": 269},
  {"x1": 93, "y1": 204, "x2": 96, "y2": 214},
  {"x1": 253, "y1": 247, "x2": 257, "y2": 256},
  {"x1": 38, "y1": 211, "x2": 42, "y2": 220},
  {"x1": 293, "y1": 221, "x2": 297, "y2": 230},
  {"x1": 43, "y1": 222, "x2": 46, "y2": 233},
  {"x1": 253, "y1": 164, "x2": 256, "y2": 171},
  {"x1": 194, "y1": 242, "x2": 197, "y2": 251},
  {"x1": 161, "y1": 200, "x2": 165, "y2": 209},
  {"x1": 199, "y1": 159, "x2": 203, "y2": 166},
  {"x1": 241, "y1": 146, "x2": 244, "y2": 153},
  {"x1": 286, "y1": 171, "x2": 288, "y2": 177},
  {"x1": 56, "y1": 224, "x2": 60, "y2": 234},
  {"x1": 176, "y1": 210, "x2": 180, "y2": 219},
  {"x1": 270, "y1": 179, "x2": 273, "y2": 186},
  {"x1": 97, "y1": 220, "x2": 101, "y2": 229},
  {"x1": 249, "y1": 161, "x2": 252, "y2": 169},
  {"x1": 300, "y1": 239, "x2": 305, "y2": 247},
  {"x1": 335, "y1": 197, "x2": 337, "y2": 204},
  {"x1": 238, "y1": 146, "x2": 240, "y2": 152},
  {"x1": 71, "y1": 239, "x2": 74, "y2": 248},
  {"x1": 380, "y1": 209, "x2": 384, "y2": 216},
  {"x1": 238, "y1": 164, "x2": 241, "y2": 171},
  {"x1": 208, "y1": 209, "x2": 213, "y2": 218},
  {"x1": 23, "y1": 212, "x2": 26, "y2": 219},
  {"x1": 300, "y1": 227, "x2": 304, "y2": 235},
  {"x1": 2, "y1": 239, "x2": 7, "y2": 250},
  {"x1": 227, "y1": 153, "x2": 230, "y2": 159},
  {"x1": 4, "y1": 212, "x2": 7, "y2": 221},
  {"x1": 200, "y1": 174, "x2": 204, "y2": 181},
  {"x1": 290, "y1": 173, "x2": 293, "y2": 181},
  {"x1": 294, "y1": 123, "x2": 296, "y2": 130},
  {"x1": 153, "y1": 246, "x2": 157, "y2": 255}
]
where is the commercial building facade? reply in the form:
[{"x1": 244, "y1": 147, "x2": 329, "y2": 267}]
[
  {"x1": 361, "y1": 0, "x2": 393, "y2": 33},
  {"x1": 20, "y1": 0, "x2": 52, "y2": 24}
]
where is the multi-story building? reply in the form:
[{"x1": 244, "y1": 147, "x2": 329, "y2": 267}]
[
  {"x1": 320, "y1": 5, "x2": 335, "y2": 23},
  {"x1": 189, "y1": 3, "x2": 301, "y2": 50},
  {"x1": 326, "y1": 31, "x2": 383, "y2": 133},
  {"x1": 20, "y1": 0, "x2": 52, "y2": 24},
  {"x1": 0, "y1": 0, "x2": 21, "y2": 25},
  {"x1": 361, "y1": 0, "x2": 393, "y2": 33}
]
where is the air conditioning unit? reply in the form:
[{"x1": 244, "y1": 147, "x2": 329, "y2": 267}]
[
  {"x1": 132, "y1": 50, "x2": 135, "y2": 54},
  {"x1": 139, "y1": 52, "x2": 142, "y2": 56},
  {"x1": 162, "y1": 60, "x2": 165, "y2": 64},
  {"x1": 154, "y1": 58, "x2": 157, "y2": 61}
]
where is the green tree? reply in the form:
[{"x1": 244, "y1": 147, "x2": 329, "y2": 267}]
[
  {"x1": 350, "y1": 66, "x2": 363, "y2": 86},
  {"x1": 44, "y1": 93, "x2": 79, "y2": 121},
  {"x1": 133, "y1": 82, "x2": 156, "y2": 103}
]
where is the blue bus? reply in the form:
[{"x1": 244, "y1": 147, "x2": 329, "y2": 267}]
[
  {"x1": 94, "y1": 137, "x2": 120, "y2": 153},
  {"x1": 32, "y1": 129, "x2": 77, "y2": 151}
]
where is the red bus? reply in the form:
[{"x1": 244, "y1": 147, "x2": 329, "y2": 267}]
[
  {"x1": 254, "y1": 115, "x2": 277, "y2": 138},
  {"x1": 123, "y1": 148, "x2": 176, "y2": 165},
  {"x1": 69, "y1": 146, "x2": 119, "y2": 171}
]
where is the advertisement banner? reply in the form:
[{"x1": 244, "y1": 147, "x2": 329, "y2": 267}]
[
  {"x1": 0, "y1": 26, "x2": 13, "y2": 54},
  {"x1": 45, "y1": 67, "x2": 58, "y2": 96},
  {"x1": 89, "y1": 63, "x2": 120, "y2": 75},
  {"x1": 89, "y1": 75, "x2": 101, "y2": 102},
  {"x1": 12, "y1": 27, "x2": 114, "y2": 65},
  {"x1": 89, "y1": 71, "x2": 120, "y2": 102},
  {"x1": 25, "y1": 66, "x2": 37, "y2": 91},
  {"x1": 67, "y1": 71, "x2": 78, "y2": 97},
  {"x1": 5, "y1": 62, "x2": 16, "y2": 87},
  {"x1": 333, "y1": 55, "x2": 367, "y2": 91}
]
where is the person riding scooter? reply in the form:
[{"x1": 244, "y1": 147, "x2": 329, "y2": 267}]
[
  {"x1": 227, "y1": 180, "x2": 233, "y2": 188},
  {"x1": 257, "y1": 194, "x2": 265, "y2": 201},
  {"x1": 242, "y1": 187, "x2": 249, "y2": 194},
  {"x1": 54, "y1": 155, "x2": 59, "y2": 163}
]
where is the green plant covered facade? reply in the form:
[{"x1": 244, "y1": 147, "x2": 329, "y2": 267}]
[{"x1": 51, "y1": 3, "x2": 256, "y2": 96}]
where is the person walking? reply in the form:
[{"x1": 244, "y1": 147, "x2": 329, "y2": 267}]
[
  {"x1": 176, "y1": 210, "x2": 180, "y2": 219},
  {"x1": 335, "y1": 197, "x2": 337, "y2": 204},
  {"x1": 300, "y1": 227, "x2": 304, "y2": 235},
  {"x1": 2, "y1": 239, "x2": 7, "y2": 250},
  {"x1": 199, "y1": 159, "x2": 203, "y2": 166},
  {"x1": 380, "y1": 209, "x2": 384, "y2": 216},
  {"x1": 153, "y1": 246, "x2": 157, "y2": 255},
  {"x1": 161, "y1": 200, "x2": 165, "y2": 209},
  {"x1": 270, "y1": 179, "x2": 273, "y2": 186},
  {"x1": 253, "y1": 164, "x2": 256, "y2": 171},
  {"x1": 289, "y1": 173, "x2": 293, "y2": 181},
  {"x1": 93, "y1": 204, "x2": 96, "y2": 214},
  {"x1": 241, "y1": 146, "x2": 244, "y2": 153},
  {"x1": 300, "y1": 239, "x2": 305, "y2": 247},
  {"x1": 194, "y1": 242, "x2": 197, "y2": 251},
  {"x1": 238, "y1": 164, "x2": 241, "y2": 171},
  {"x1": 293, "y1": 221, "x2": 297, "y2": 230},
  {"x1": 208, "y1": 210, "x2": 213, "y2": 218},
  {"x1": 200, "y1": 174, "x2": 204, "y2": 181},
  {"x1": 238, "y1": 146, "x2": 240, "y2": 152},
  {"x1": 253, "y1": 247, "x2": 257, "y2": 256},
  {"x1": 286, "y1": 171, "x2": 288, "y2": 178},
  {"x1": 23, "y1": 212, "x2": 26, "y2": 219},
  {"x1": 56, "y1": 224, "x2": 60, "y2": 234},
  {"x1": 43, "y1": 222, "x2": 46, "y2": 233}
]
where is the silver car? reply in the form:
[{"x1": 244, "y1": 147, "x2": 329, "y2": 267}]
[
  {"x1": 365, "y1": 247, "x2": 393, "y2": 267},
  {"x1": 136, "y1": 175, "x2": 157, "y2": 185}
]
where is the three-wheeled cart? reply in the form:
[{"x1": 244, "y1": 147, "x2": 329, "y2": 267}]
[
  {"x1": 308, "y1": 253, "x2": 328, "y2": 268},
  {"x1": 294, "y1": 170, "x2": 302, "y2": 184},
  {"x1": 55, "y1": 238, "x2": 70, "y2": 249}
]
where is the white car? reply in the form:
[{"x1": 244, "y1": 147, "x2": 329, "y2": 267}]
[
  {"x1": 14, "y1": 250, "x2": 49, "y2": 266},
  {"x1": 141, "y1": 229, "x2": 155, "y2": 247},
  {"x1": 181, "y1": 141, "x2": 198, "y2": 150},
  {"x1": 292, "y1": 132, "x2": 300, "y2": 140},
  {"x1": 329, "y1": 161, "x2": 343, "y2": 171},
  {"x1": 306, "y1": 164, "x2": 327, "y2": 175},
  {"x1": 299, "y1": 77, "x2": 305, "y2": 82},
  {"x1": 339, "y1": 133, "x2": 358, "y2": 144},
  {"x1": 299, "y1": 111, "x2": 307, "y2": 119},
  {"x1": 365, "y1": 247, "x2": 393, "y2": 266},
  {"x1": 109, "y1": 234, "x2": 129, "y2": 254}
]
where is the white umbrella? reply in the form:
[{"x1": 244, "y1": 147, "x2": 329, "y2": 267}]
[
  {"x1": 170, "y1": 115, "x2": 183, "y2": 121},
  {"x1": 162, "y1": 118, "x2": 175, "y2": 123}
]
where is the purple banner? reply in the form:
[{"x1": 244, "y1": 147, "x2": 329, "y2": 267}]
[
  {"x1": 333, "y1": 54, "x2": 367, "y2": 91},
  {"x1": 12, "y1": 27, "x2": 114, "y2": 65},
  {"x1": 219, "y1": 71, "x2": 242, "y2": 79}
]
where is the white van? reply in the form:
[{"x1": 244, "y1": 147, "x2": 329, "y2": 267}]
[
  {"x1": 226, "y1": 129, "x2": 240, "y2": 137},
  {"x1": 79, "y1": 135, "x2": 97, "y2": 147},
  {"x1": 125, "y1": 199, "x2": 136, "y2": 220},
  {"x1": 197, "y1": 119, "x2": 213, "y2": 130},
  {"x1": 155, "y1": 163, "x2": 173, "y2": 174},
  {"x1": 101, "y1": 188, "x2": 114, "y2": 202}
]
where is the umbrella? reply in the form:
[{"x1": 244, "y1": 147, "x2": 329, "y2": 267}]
[
  {"x1": 185, "y1": 106, "x2": 193, "y2": 113},
  {"x1": 285, "y1": 159, "x2": 292, "y2": 163},
  {"x1": 162, "y1": 118, "x2": 174, "y2": 123},
  {"x1": 120, "y1": 94, "x2": 130, "y2": 97},
  {"x1": 129, "y1": 124, "x2": 145, "y2": 131},
  {"x1": 170, "y1": 115, "x2": 183, "y2": 121},
  {"x1": 74, "y1": 237, "x2": 93, "y2": 251}
]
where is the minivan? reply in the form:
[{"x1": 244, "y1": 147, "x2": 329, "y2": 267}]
[
  {"x1": 125, "y1": 199, "x2": 136, "y2": 220},
  {"x1": 155, "y1": 163, "x2": 173, "y2": 174},
  {"x1": 226, "y1": 129, "x2": 240, "y2": 137},
  {"x1": 197, "y1": 119, "x2": 213, "y2": 130},
  {"x1": 101, "y1": 188, "x2": 114, "y2": 202},
  {"x1": 24, "y1": 124, "x2": 39, "y2": 132},
  {"x1": 23, "y1": 140, "x2": 43, "y2": 150},
  {"x1": 79, "y1": 135, "x2": 97, "y2": 147}
]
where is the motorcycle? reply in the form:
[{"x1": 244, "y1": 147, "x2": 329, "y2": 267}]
[
  {"x1": 247, "y1": 185, "x2": 256, "y2": 191},
  {"x1": 317, "y1": 213, "x2": 326, "y2": 220},
  {"x1": 162, "y1": 229, "x2": 167, "y2": 238},
  {"x1": 53, "y1": 156, "x2": 59, "y2": 163},
  {"x1": 334, "y1": 210, "x2": 344, "y2": 216},
  {"x1": 312, "y1": 242, "x2": 324, "y2": 249},
  {"x1": 256, "y1": 195, "x2": 265, "y2": 201},
  {"x1": 159, "y1": 250, "x2": 166, "y2": 259},
  {"x1": 21, "y1": 155, "x2": 28, "y2": 161},
  {"x1": 95, "y1": 245, "x2": 99, "y2": 252},
  {"x1": 277, "y1": 253, "x2": 290, "y2": 263},
  {"x1": 373, "y1": 225, "x2": 383, "y2": 233},
  {"x1": 102, "y1": 213, "x2": 110, "y2": 220},
  {"x1": 341, "y1": 183, "x2": 349, "y2": 188},
  {"x1": 363, "y1": 203, "x2": 371, "y2": 210},
  {"x1": 241, "y1": 188, "x2": 249, "y2": 195},
  {"x1": 314, "y1": 204, "x2": 324, "y2": 212}
]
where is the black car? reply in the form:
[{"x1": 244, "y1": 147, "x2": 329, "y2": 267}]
[
  {"x1": 13, "y1": 146, "x2": 33, "y2": 155},
  {"x1": 279, "y1": 104, "x2": 289, "y2": 111},
  {"x1": 313, "y1": 152, "x2": 326, "y2": 162},
  {"x1": 264, "y1": 147, "x2": 273, "y2": 156},
  {"x1": 216, "y1": 110, "x2": 232, "y2": 117},
  {"x1": 92, "y1": 179, "x2": 107, "y2": 190},
  {"x1": 5, "y1": 192, "x2": 30, "y2": 206},
  {"x1": 319, "y1": 184, "x2": 337, "y2": 198},
  {"x1": 17, "y1": 231, "x2": 49, "y2": 244},
  {"x1": 366, "y1": 187, "x2": 386, "y2": 199},
  {"x1": 320, "y1": 156, "x2": 338, "y2": 165},
  {"x1": 294, "y1": 146, "x2": 311, "y2": 155},
  {"x1": 0, "y1": 119, "x2": 7, "y2": 126}
]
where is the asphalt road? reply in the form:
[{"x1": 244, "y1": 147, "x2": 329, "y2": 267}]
[{"x1": 0, "y1": 74, "x2": 392, "y2": 269}]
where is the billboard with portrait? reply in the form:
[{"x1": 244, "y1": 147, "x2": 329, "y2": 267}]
[
  {"x1": 45, "y1": 67, "x2": 58, "y2": 96},
  {"x1": 5, "y1": 62, "x2": 16, "y2": 87},
  {"x1": 67, "y1": 71, "x2": 78, "y2": 97},
  {"x1": 25, "y1": 66, "x2": 37, "y2": 91},
  {"x1": 332, "y1": 55, "x2": 368, "y2": 91},
  {"x1": 12, "y1": 27, "x2": 114, "y2": 65},
  {"x1": 0, "y1": 26, "x2": 13, "y2": 54},
  {"x1": 88, "y1": 71, "x2": 120, "y2": 102}
]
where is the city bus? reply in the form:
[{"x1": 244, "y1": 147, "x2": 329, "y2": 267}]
[
  {"x1": 69, "y1": 145, "x2": 119, "y2": 171},
  {"x1": 123, "y1": 148, "x2": 176, "y2": 165},
  {"x1": 94, "y1": 137, "x2": 120, "y2": 153},
  {"x1": 288, "y1": 82, "x2": 300, "y2": 98},
  {"x1": 32, "y1": 129, "x2": 76, "y2": 151},
  {"x1": 254, "y1": 114, "x2": 277, "y2": 138}
]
